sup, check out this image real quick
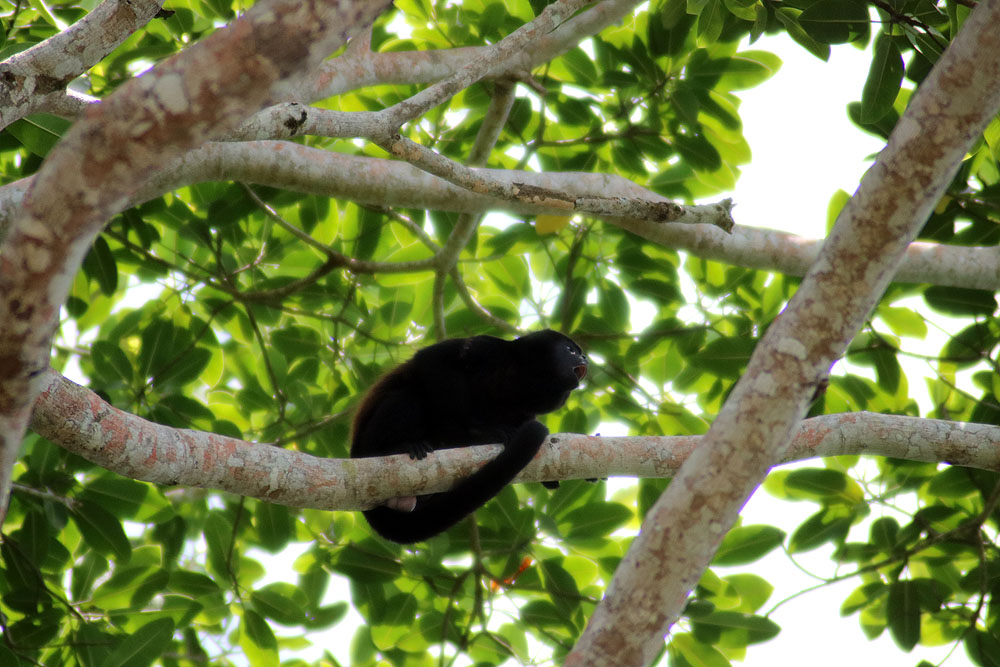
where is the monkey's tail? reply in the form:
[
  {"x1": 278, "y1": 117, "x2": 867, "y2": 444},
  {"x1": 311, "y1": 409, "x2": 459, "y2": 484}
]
[{"x1": 362, "y1": 420, "x2": 548, "y2": 544}]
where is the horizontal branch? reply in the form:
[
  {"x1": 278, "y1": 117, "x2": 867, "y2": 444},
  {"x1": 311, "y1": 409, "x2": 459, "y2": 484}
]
[
  {"x1": 0, "y1": 142, "x2": 995, "y2": 289},
  {"x1": 30, "y1": 369, "x2": 1000, "y2": 511},
  {"x1": 106, "y1": 144, "x2": 1000, "y2": 290}
]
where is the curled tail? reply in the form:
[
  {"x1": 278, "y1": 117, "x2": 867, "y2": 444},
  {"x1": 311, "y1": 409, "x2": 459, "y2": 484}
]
[{"x1": 363, "y1": 420, "x2": 548, "y2": 544}]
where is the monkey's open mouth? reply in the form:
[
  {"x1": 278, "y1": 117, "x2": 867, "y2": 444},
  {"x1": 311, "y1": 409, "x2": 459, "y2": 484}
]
[{"x1": 574, "y1": 365, "x2": 587, "y2": 381}]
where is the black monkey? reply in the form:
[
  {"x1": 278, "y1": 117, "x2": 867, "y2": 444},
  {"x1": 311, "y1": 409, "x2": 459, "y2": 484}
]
[{"x1": 350, "y1": 329, "x2": 588, "y2": 543}]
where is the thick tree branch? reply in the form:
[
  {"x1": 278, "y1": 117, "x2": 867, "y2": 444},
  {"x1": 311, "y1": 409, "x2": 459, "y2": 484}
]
[
  {"x1": 0, "y1": 142, "x2": 994, "y2": 289},
  {"x1": 568, "y1": 2, "x2": 1000, "y2": 664},
  {"x1": 0, "y1": 0, "x2": 392, "y2": 525},
  {"x1": 28, "y1": 369, "x2": 1000, "y2": 510},
  {"x1": 0, "y1": 0, "x2": 165, "y2": 129}
]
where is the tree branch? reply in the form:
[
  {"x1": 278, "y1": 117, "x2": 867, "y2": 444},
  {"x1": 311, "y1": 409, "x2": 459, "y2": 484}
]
[
  {"x1": 0, "y1": 0, "x2": 392, "y2": 525},
  {"x1": 0, "y1": 0, "x2": 165, "y2": 129},
  {"x1": 0, "y1": 142, "x2": 994, "y2": 289},
  {"x1": 568, "y1": 2, "x2": 1000, "y2": 663},
  {"x1": 28, "y1": 369, "x2": 1000, "y2": 511}
]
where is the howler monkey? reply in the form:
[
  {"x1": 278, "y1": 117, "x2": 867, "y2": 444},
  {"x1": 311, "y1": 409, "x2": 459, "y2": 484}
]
[{"x1": 350, "y1": 330, "x2": 588, "y2": 543}]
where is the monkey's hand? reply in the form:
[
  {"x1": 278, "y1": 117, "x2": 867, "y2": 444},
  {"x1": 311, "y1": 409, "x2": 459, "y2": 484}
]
[{"x1": 406, "y1": 441, "x2": 435, "y2": 460}]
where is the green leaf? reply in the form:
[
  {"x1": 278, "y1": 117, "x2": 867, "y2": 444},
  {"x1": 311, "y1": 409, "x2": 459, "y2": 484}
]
[
  {"x1": 6, "y1": 611, "x2": 62, "y2": 651},
  {"x1": 329, "y1": 542, "x2": 402, "y2": 582},
  {"x1": 886, "y1": 580, "x2": 921, "y2": 651},
  {"x1": 354, "y1": 207, "x2": 383, "y2": 260},
  {"x1": 82, "y1": 236, "x2": 119, "y2": 296},
  {"x1": 799, "y1": 0, "x2": 870, "y2": 44},
  {"x1": 869, "y1": 516, "x2": 900, "y2": 550},
  {"x1": 923, "y1": 286, "x2": 997, "y2": 316},
  {"x1": 559, "y1": 47, "x2": 598, "y2": 86},
  {"x1": 152, "y1": 394, "x2": 215, "y2": 426},
  {"x1": 671, "y1": 632, "x2": 731, "y2": 667},
  {"x1": 841, "y1": 581, "x2": 887, "y2": 615},
  {"x1": 690, "y1": 337, "x2": 757, "y2": 378},
  {"x1": 154, "y1": 347, "x2": 211, "y2": 388},
  {"x1": 240, "y1": 610, "x2": 278, "y2": 667},
  {"x1": 903, "y1": 25, "x2": 945, "y2": 64},
  {"x1": 561, "y1": 502, "x2": 632, "y2": 538},
  {"x1": 100, "y1": 618, "x2": 174, "y2": 667},
  {"x1": 965, "y1": 630, "x2": 1000, "y2": 667},
  {"x1": 775, "y1": 8, "x2": 830, "y2": 61},
  {"x1": 11, "y1": 509, "x2": 48, "y2": 563},
  {"x1": 611, "y1": 140, "x2": 647, "y2": 175},
  {"x1": 305, "y1": 602, "x2": 349, "y2": 630},
  {"x1": 783, "y1": 468, "x2": 863, "y2": 505},
  {"x1": 719, "y1": 50, "x2": 782, "y2": 90},
  {"x1": 70, "y1": 500, "x2": 132, "y2": 562},
  {"x1": 851, "y1": 346, "x2": 901, "y2": 393},
  {"x1": 878, "y1": 306, "x2": 927, "y2": 339},
  {"x1": 695, "y1": 0, "x2": 726, "y2": 43},
  {"x1": 555, "y1": 97, "x2": 597, "y2": 126},
  {"x1": 6, "y1": 113, "x2": 71, "y2": 157},
  {"x1": 168, "y1": 570, "x2": 221, "y2": 598},
  {"x1": 691, "y1": 610, "x2": 781, "y2": 644},
  {"x1": 788, "y1": 508, "x2": 853, "y2": 553},
  {"x1": 926, "y1": 467, "x2": 976, "y2": 498},
  {"x1": 540, "y1": 559, "x2": 582, "y2": 614},
  {"x1": 861, "y1": 36, "x2": 904, "y2": 124},
  {"x1": 723, "y1": 0, "x2": 756, "y2": 21},
  {"x1": 714, "y1": 525, "x2": 785, "y2": 566},
  {"x1": 251, "y1": 584, "x2": 307, "y2": 626},
  {"x1": 254, "y1": 502, "x2": 292, "y2": 553},
  {"x1": 92, "y1": 341, "x2": 135, "y2": 385},
  {"x1": 203, "y1": 511, "x2": 235, "y2": 580},
  {"x1": 0, "y1": 644, "x2": 27, "y2": 667},
  {"x1": 598, "y1": 284, "x2": 631, "y2": 331},
  {"x1": 80, "y1": 477, "x2": 149, "y2": 519},
  {"x1": 673, "y1": 133, "x2": 723, "y2": 171},
  {"x1": 724, "y1": 573, "x2": 774, "y2": 612},
  {"x1": 72, "y1": 552, "x2": 110, "y2": 601},
  {"x1": 688, "y1": 51, "x2": 782, "y2": 91},
  {"x1": 138, "y1": 319, "x2": 176, "y2": 379},
  {"x1": 271, "y1": 325, "x2": 321, "y2": 361},
  {"x1": 520, "y1": 600, "x2": 568, "y2": 628},
  {"x1": 941, "y1": 322, "x2": 995, "y2": 367}
]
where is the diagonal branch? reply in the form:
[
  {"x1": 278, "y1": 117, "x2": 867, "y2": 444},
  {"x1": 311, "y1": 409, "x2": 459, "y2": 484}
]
[
  {"x1": 568, "y1": 2, "x2": 1000, "y2": 664},
  {"x1": 0, "y1": 0, "x2": 392, "y2": 526},
  {"x1": 0, "y1": 0, "x2": 166, "y2": 129}
]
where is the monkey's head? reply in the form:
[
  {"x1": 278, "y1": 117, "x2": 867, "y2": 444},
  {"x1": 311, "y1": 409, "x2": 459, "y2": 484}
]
[{"x1": 514, "y1": 329, "x2": 588, "y2": 414}]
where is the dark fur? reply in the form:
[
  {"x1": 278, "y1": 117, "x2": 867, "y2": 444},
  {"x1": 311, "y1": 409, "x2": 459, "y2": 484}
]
[{"x1": 351, "y1": 330, "x2": 587, "y2": 543}]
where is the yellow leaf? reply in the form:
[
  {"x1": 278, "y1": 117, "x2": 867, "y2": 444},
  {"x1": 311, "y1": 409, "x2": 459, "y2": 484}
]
[{"x1": 535, "y1": 214, "x2": 571, "y2": 234}]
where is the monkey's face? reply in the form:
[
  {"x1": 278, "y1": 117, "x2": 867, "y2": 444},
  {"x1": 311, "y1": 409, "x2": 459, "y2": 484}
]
[{"x1": 518, "y1": 331, "x2": 588, "y2": 414}]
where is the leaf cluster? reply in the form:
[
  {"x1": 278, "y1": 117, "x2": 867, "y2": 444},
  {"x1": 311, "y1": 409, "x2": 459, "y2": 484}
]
[{"x1": 0, "y1": 1, "x2": 999, "y2": 666}]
